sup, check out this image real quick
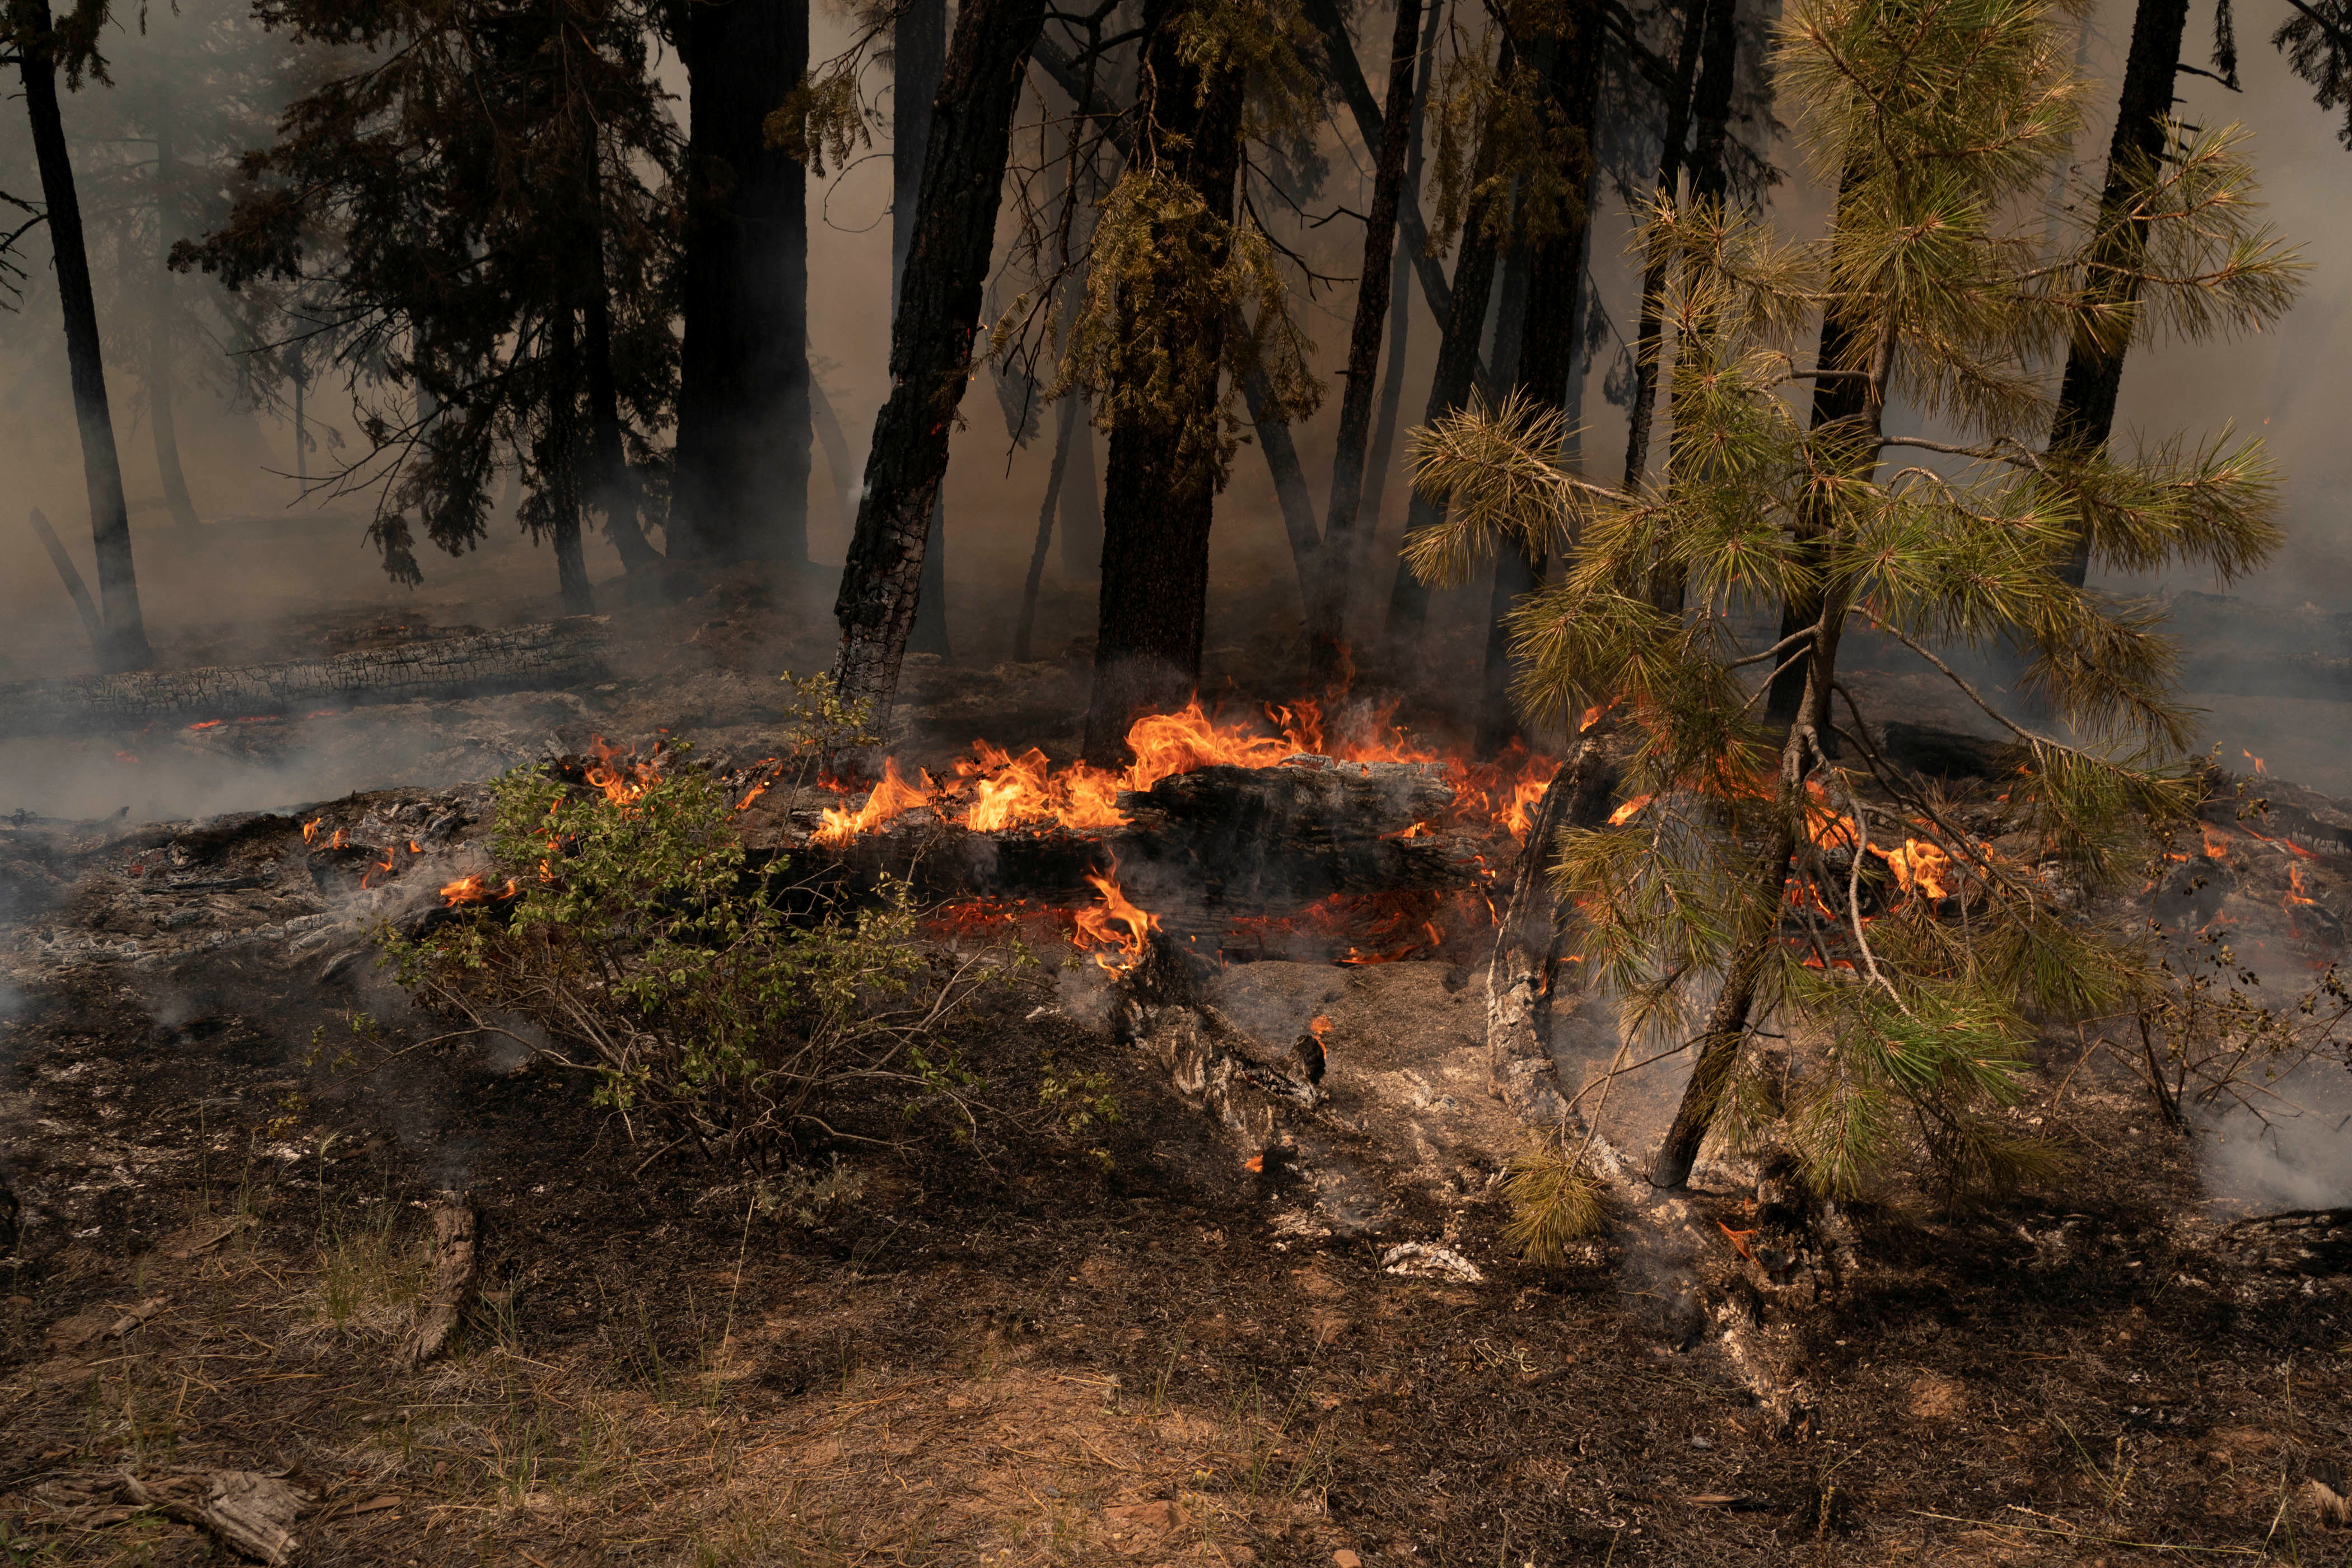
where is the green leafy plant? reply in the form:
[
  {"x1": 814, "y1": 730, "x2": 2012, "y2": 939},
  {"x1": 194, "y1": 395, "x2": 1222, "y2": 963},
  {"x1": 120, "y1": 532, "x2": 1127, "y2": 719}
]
[{"x1": 387, "y1": 753, "x2": 1012, "y2": 1165}]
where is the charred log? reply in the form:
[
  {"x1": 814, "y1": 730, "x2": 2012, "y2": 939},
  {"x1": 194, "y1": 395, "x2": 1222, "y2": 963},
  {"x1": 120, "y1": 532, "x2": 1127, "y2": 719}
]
[{"x1": 0, "y1": 618, "x2": 613, "y2": 735}]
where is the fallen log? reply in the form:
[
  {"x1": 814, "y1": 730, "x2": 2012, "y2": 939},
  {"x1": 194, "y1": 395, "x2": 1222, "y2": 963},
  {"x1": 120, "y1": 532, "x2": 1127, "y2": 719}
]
[{"x1": 0, "y1": 617, "x2": 614, "y2": 735}]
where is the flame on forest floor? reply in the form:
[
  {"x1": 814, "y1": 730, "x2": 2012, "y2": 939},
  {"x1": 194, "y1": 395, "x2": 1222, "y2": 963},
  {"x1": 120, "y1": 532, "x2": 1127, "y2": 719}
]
[
  {"x1": 1070, "y1": 859, "x2": 1160, "y2": 976},
  {"x1": 813, "y1": 697, "x2": 1566, "y2": 848},
  {"x1": 585, "y1": 736, "x2": 658, "y2": 806},
  {"x1": 1308, "y1": 1015, "x2": 1332, "y2": 1038},
  {"x1": 441, "y1": 872, "x2": 517, "y2": 904},
  {"x1": 2246, "y1": 750, "x2": 2267, "y2": 776}
]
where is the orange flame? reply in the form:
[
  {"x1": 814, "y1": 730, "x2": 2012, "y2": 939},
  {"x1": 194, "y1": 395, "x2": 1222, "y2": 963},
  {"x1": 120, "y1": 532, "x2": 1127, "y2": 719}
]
[
  {"x1": 330, "y1": 828, "x2": 347, "y2": 851},
  {"x1": 1608, "y1": 794, "x2": 1655, "y2": 828},
  {"x1": 2202, "y1": 824, "x2": 2231, "y2": 861},
  {"x1": 2286, "y1": 862, "x2": 2318, "y2": 910},
  {"x1": 584, "y1": 736, "x2": 656, "y2": 806},
  {"x1": 1880, "y1": 838, "x2": 1953, "y2": 901},
  {"x1": 361, "y1": 848, "x2": 397, "y2": 889},
  {"x1": 2244, "y1": 749, "x2": 2267, "y2": 776},
  {"x1": 1070, "y1": 858, "x2": 1160, "y2": 976},
  {"x1": 440, "y1": 872, "x2": 518, "y2": 906},
  {"x1": 1308, "y1": 1015, "x2": 1332, "y2": 1038},
  {"x1": 813, "y1": 756, "x2": 939, "y2": 845},
  {"x1": 302, "y1": 818, "x2": 323, "y2": 846}
]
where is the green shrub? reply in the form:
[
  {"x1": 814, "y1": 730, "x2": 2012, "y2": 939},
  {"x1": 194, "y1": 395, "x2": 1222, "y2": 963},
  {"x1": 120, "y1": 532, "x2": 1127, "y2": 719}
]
[{"x1": 388, "y1": 752, "x2": 1011, "y2": 1164}]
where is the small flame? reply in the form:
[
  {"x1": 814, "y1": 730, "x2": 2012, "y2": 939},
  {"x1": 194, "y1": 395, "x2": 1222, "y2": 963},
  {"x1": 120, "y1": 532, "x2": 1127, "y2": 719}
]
[
  {"x1": 814, "y1": 756, "x2": 939, "y2": 844},
  {"x1": 2202, "y1": 824, "x2": 2231, "y2": 861},
  {"x1": 1308, "y1": 1014, "x2": 1332, "y2": 1038},
  {"x1": 2286, "y1": 862, "x2": 2318, "y2": 911},
  {"x1": 330, "y1": 828, "x2": 347, "y2": 850},
  {"x1": 1607, "y1": 794, "x2": 1655, "y2": 828},
  {"x1": 1880, "y1": 838, "x2": 1953, "y2": 901},
  {"x1": 188, "y1": 719, "x2": 223, "y2": 731},
  {"x1": 361, "y1": 848, "x2": 397, "y2": 889},
  {"x1": 2244, "y1": 749, "x2": 2267, "y2": 776},
  {"x1": 1070, "y1": 858, "x2": 1160, "y2": 976},
  {"x1": 302, "y1": 818, "x2": 323, "y2": 845},
  {"x1": 408, "y1": 840, "x2": 422, "y2": 854},
  {"x1": 440, "y1": 872, "x2": 517, "y2": 905},
  {"x1": 584, "y1": 736, "x2": 657, "y2": 806}
]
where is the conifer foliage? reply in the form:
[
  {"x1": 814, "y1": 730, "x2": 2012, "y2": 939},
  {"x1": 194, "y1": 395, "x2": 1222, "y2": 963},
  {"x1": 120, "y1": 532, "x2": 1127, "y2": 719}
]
[{"x1": 1406, "y1": 0, "x2": 2297, "y2": 1200}]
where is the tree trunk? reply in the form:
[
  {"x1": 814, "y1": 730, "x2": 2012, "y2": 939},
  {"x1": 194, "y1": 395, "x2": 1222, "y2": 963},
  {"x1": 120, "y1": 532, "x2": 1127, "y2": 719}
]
[
  {"x1": 1359, "y1": 0, "x2": 1446, "y2": 585},
  {"x1": 1060, "y1": 392, "x2": 1103, "y2": 577},
  {"x1": 1014, "y1": 393, "x2": 1080, "y2": 661},
  {"x1": 1080, "y1": 1, "x2": 1248, "y2": 764},
  {"x1": 2050, "y1": 0, "x2": 2191, "y2": 589},
  {"x1": 670, "y1": 0, "x2": 811, "y2": 567},
  {"x1": 581, "y1": 256, "x2": 661, "y2": 575},
  {"x1": 150, "y1": 132, "x2": 200, "y2": 531},
  {"x1": 1305, "y1": 0, "x2": 1423, "y2": 686},
  {"x1": 1680, "y1": 0, "x2": 1742, "y2": 209},
  {"x1": 1620, "y1": 0, "x2": 1714, "y2": 491},
  {"x1": 1476, "y1": 11, "x2": 1599, "y2": 754},
  {"x1": 828, "y1": 0, "x2": 1047, "y2": 709},
  {"x1": 895, "y1": 0, "x2": 953, "y2": 660},
  {"x1": 1242, "y1": 357, "x2": 1327, "y2": 611},
  {"x1": 1382, "y1": 181, "x2": 1506, "y2": 670},
  {"x1": 21, "y1": 0, "x2": 153, "y2": 670},
  {"x1": 546, "y1": 313, "x2": 597, "y2": 615},
  {"x1": 809, "y1": 376, "x2": 858, "y2": 538}
]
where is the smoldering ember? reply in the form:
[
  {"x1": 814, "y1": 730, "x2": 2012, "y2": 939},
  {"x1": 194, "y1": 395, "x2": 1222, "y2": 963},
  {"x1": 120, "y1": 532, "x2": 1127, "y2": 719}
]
[{"x1": 7, "y1": 0, "x2": 2352, "y2": 1562}]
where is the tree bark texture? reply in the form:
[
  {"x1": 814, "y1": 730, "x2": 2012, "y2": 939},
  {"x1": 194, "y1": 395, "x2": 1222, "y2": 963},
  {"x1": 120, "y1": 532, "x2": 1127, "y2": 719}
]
[
  {"x1": 1620, "y1": 0, "x2": 1714, "y2": 491},
  {"x1": 1242, "y1": 357, "x2": 1328, "y2": 612},
  {"x1": 581, "y1": 227, "x2": 662, "y2": 575},
  {"x1": 1060, "y1": 391, "x2": 1104, "y2": 577},
  {"x1": 150, "y1": 133, "x2": 200, "y2": 531},
  {"x1": 0, "y1": 618, "x2": 615, "y2": 735},
  {"x1": 1382, "y1": 182, "x2": 1506, "y2": 668},
  {"x1": 1305, "y1": 0, "x2": 1424, "y2": 686},
  {"x1": 1014, "y1": 393, "x2": 1080, "y2": 661},
  {"x1": 1359, "y1": 0, "x2": 1448, "y2": 587},
  {"x1": 895, "y1": 0, "x2": 953, "y2": 660},
  {"x1": 1476, "y1": 12, "x2": 1600, "y2": 754},
  {"x1": 829, "y1": 0, "x2": 1047, "y2": 709},
  {"x1": 1080, "y1": 2, "x2": 1248, "y2": 764},
  {"x1": 2050, "y1": 0, "x2": 2191, "y2": 589},
  {"x1": 546, "y1": 313, "x2": 598, "y2": 615},
  {"x1": 669, "y1": 0, "x2": 811, "y2": 567},
  {"x1": 21, "y1": 0, "x2": 153, "y2": 670}
]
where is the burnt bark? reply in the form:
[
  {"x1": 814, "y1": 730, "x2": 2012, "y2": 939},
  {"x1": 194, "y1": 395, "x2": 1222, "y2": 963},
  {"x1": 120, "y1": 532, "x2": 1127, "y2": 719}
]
[
  {"x1": 1080, "y1": 2, "x2": 1248, "y2": 763},
  {"x1": 1476, "y1": 11, "x2": 1600, "y2": 754},
  {"x1": 669, "y1": 0, "x2": 811, "y2": 568},
  {"x1": 1620, "y1": 0, "x2": 1715, "y2": 490},
  {"x1": 1382, "y1": 181, "x2": 1506, "y2": 668},
  {"x1": 897, "y1": 0, "x2": 953, "y2": 661},
  {"x1": 829, "y1": 0, "x2": 1046, "y2": 708},
  {"x1": 545, "y1": 314, "x2": 596, "y2": 615},
  {"x1": 580, "y1": 204, "x2": 661, "y2": 576},
  {"x1": 1305, "y1": 0, "x2": 1424, "y2": 686},
  {"x1": 150, "y1": 132, "x2": 200, "y2": 531},
  {"x1": 1359, "y1": 0, "x2": 1448, "y2": 586},
  {"x1": 21, "y1": 0, "x2": 153, "y2": 670},
  {"x1": 2050, "y1": 0, "x2": 2192, "y2": 589}
]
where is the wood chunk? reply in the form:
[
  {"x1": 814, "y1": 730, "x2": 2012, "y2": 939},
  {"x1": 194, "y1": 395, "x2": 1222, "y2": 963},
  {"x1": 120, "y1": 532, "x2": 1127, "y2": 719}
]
[
  {"x1": 157, "y1": 1213, "x2": 256, "y2": 1262},
  {"x1": 0, "y1": 618, "x2": 612, "y2": 736},
  {"x1": 122, "y1": 1470, "x2": 314, "y2": 1565},
  {"x1": 399, "y1": 1193, "x2": 479, "y2": 1370}
]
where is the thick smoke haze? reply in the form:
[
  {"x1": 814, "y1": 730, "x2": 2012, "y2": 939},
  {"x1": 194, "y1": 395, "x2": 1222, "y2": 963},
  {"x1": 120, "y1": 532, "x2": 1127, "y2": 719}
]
[{"x1": 1, "y1": 0, "x2": 2348, "y2": 788}]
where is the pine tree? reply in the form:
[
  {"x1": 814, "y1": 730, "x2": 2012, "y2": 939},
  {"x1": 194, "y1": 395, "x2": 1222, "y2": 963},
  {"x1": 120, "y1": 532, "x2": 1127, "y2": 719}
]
[{"x1": 1407, "y1": 0, "x2": 2296, "y2": 1200}]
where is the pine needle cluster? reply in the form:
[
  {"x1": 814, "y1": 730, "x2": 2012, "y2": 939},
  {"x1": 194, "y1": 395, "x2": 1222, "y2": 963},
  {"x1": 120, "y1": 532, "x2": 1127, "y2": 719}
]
[{"x1": 1409, "y1": 0, "x2": 2299, "y2": 1201}]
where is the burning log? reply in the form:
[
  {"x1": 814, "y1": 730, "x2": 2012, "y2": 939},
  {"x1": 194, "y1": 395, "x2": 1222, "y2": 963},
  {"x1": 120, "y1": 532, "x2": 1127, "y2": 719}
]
[{"x1": 0, "y1": 617, "x2": 613, "y2": 736}]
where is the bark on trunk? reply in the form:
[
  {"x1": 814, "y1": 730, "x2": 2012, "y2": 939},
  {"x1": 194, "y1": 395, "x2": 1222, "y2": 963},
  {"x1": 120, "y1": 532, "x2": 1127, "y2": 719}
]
[
  {"x1": 809, "y1": 377, "x2": 858, "y2": 539},
  {"x1": 828, "y1": 0, "x2": 1046, "y2": 709},
  {"x1": 1305, "y1": 0, "x2": 1423, "y2": 686},
  {"x1": 22, "y1": 0, "x2": 153, "y2": 670},
  {"x1": 0, "y1": 618, "x2": 614, "y2": 735},
  {"x1": 896, "y1": 0, "x2": 953, "y2": 661},
  {"x1": 1620, "y1": 0, "x2": 1714, "y2": 491},
  {"x1": 2050, "y1": 0, "x2": 2191, "y2": 589},
  {"x1": 1763, "y1": 293, "x2": 1866, "y2": 725},
  {"x1": 1357, "y1": 0, "x2": 1447, "y2": 595},
  {"x1": 581, "y1": 238, "x2": 661, "y2": 575},
  {"x1": 1060, "y1": 394, "x2": 1103, "y2": 578},
  {"x1": 1242, "y1": 357, "x2": 1327, "y2": 612},
  {"x1": 150, "y1": 132, "x2": 200, "y2": 531},
  {"x1": 1382, "y1": 180, "x2": 1506, "y2": 669},
  {"x1": 547, "y1": 314, "x2": 597, "y2": 615},
  {"x1": 1476, "y1": 12, "x2": 1599, "y2": 754},
  {"x1": 1080, "y1": 2, "x2": 1248, "y2": 764},
  {"x1": 1014, "y1": 393, "x2": 1080, "y2": 662},
  {"x1": 27, "y1": 506, "x2": 104, "y2": 647},
  {"x1": 669, "y1": 0, "x2": 811, "y2": 567}
]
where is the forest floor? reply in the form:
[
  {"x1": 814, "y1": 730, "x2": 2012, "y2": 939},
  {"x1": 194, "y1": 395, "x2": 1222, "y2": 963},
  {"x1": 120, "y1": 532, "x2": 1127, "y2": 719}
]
[{"x1": 2, "y1": 571, "x2": 2350, "y2": 1567}]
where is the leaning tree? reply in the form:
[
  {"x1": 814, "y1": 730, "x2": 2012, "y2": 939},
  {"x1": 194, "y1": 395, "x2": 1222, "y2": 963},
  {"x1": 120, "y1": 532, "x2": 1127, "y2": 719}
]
[{"x1": 1407, "y1": 0, "x2": 2297, "y2": 1201}]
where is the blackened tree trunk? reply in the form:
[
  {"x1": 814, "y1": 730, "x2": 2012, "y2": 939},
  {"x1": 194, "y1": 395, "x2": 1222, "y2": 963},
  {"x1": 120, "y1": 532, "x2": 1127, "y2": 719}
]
[
  {"x1": 1620, "y1": 0, "x2": 1715, "y2": 491},
  {"x1": 20, "y1": 0, "x2": 152, "y2": 670},
  {"x1": 1060, "y1": 391, "x2": 1103, "y2": 577},
  {"x1": 670, "y1": 0, "x2": 810, "y2": 568},
  {"x1": 1014, "y1": 393, "x2": 1080, "y2": 661},
  {"x1": 2049, "y1": 0, "x2": 2192, "y2": 589},
  {"x1": 582, "y1": 253, "x2": 661, "y2": 575},
  {"x1": 895, "y1": 0, "x2": 953, "y2": 660},
  {"x1": 1305, "y1": 0, "x2": 1424, "y2": 685},
  {"x1": 546, "y1": 312, "x2": 596, "y2": 615},
  {"x1": 1382, "y1": 184, "x2": 1505, "y2": 668},
  {"x1": 1081, "y1": 3, "x2": 1249, "y2": 763},
  {"x1": 1242, "y1": 356, "x2": 1328, "y2": 604},
  {"x1": 150, "y1": 132, "x2": 200, "y2": 531},
  {"x1": 1359, "y1": 0, "x2": 1447, "y2": 584},
  {"x1": 1474, "y1": 12, "x2": 1600, "y2": 754},
  {"x1": 829, "y1": 0, "x2": 1047, "y2": 709}
]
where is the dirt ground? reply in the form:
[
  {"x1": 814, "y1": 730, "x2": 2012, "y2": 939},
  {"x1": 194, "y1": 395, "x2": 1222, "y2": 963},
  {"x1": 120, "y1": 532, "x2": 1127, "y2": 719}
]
[{"x1": 3, "y1": 575, "x2": 2351, "y2": 1567}]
